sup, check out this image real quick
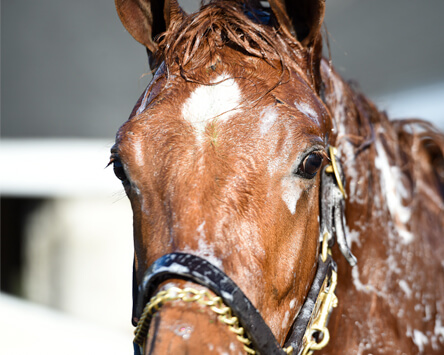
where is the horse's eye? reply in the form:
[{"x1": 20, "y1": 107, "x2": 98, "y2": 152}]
[
  {"x1": 296, "y1": 152, "x2": 324, "y2": 179},
  {"x1": 113, "y1": 159, "x2": 128, "y2": 182}
]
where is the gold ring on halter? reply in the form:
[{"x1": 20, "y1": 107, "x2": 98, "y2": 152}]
[{"x1": 325, "y1": 146, "x2": 347, "y2": 198}]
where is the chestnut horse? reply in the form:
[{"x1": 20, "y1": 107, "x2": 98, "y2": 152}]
[{"x1": 112, "y1": 0, "x2": 444, "y2": 353}]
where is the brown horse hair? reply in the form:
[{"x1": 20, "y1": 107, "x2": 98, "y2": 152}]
[{"x1": 153, "y1": 0, "x2": 304, "y2": 84}]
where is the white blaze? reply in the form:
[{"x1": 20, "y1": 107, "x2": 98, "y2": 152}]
[{"x1": 181, "y1": 74, "x2": 241, "y2": 140}]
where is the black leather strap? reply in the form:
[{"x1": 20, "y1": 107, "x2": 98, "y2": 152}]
[
  {"x1": 283, "y1": 254, "x2": 336, "y2": 352},
  {"x1": 320, "y1": 164, "x2": 357, "y2": 266},
  {"x1": 132, "y1": 258, "x2": 139, "y2": 326},
  {"x1": 133, "y1": 342, "x2": 142, "y2": 355},
  {"x1": 133, "y1": 252, "x2": 335, "y2": 355},
  {"x1": 135, "y1": 252, "x2": 287, "y2": 355}
]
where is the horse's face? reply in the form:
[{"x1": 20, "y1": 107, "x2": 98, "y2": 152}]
[
  {"x1": 115, "y1": 59, "x2": 329, "y2": 339},
  {"x1": 114, "y1": 0, "x2": 330, "y2": 347}
]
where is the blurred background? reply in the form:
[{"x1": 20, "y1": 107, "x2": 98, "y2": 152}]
[{"x1": 1, "y1": 0, "x2": 443, "y2": 353}]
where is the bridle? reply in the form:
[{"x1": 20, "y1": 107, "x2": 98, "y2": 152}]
[{"x1": 132, "y1": 147, "x2": 356, "y2": 355}]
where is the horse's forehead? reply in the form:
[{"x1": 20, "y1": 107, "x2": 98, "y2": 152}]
[
  {"x1": 180, "y1": 73, "x2": 244, "y2": 140},
  {"x1": 126, "y1": 69, "x2": 326, "y2": 140}
]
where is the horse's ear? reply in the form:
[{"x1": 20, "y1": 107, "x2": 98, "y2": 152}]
[
  {"x1": 268, "y1": 0, "x2": 325, "y2": 47},
  {"x1": 268, "y1": 0, "x2": 325, "y2": 92},
  {"x1": 115, "y1": 0, "x2": 185, "y2": 53}
]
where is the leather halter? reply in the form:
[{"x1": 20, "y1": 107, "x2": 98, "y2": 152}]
[{"x1": 132, "y1": 147, "x2": 356, "y2": 355}]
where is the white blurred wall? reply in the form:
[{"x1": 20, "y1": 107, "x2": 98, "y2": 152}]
[
  {"x1": 23, "y1": 197, "x2": 133, "y2": 331},
  {"x1": 0, "y1": 139, "x2": 134, "y2": 353},
  {"x1": 0, "y1": 293, "x2": 133, "y2": 355}
]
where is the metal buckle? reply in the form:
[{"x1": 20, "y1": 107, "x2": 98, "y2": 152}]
[
  {"x1": 301, "y1": 267, "x2": 338, "y2": 355},
  {"x1": 325, "y1": 146, "x2": 347, "y2": 198}
]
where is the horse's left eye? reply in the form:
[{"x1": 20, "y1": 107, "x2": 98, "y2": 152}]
[
  {"x1": 296, "y1": 152, "x2": 324, "y2": 179},
  {"x1": 113, "y1": 160, "x2": 128, "y2": 182}
]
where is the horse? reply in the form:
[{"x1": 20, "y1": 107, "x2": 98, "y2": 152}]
[{"x1": 112, "y1": 0, "x2": 444, "y2": 353}]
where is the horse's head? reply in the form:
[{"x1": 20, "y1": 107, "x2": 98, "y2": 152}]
[{"x1": 113, "y1": 0, "x2": 337, "y2": 353}]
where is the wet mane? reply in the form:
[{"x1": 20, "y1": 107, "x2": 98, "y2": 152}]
[{"x1": 155, "y1": 0, "x2": 302, "y2": 77}]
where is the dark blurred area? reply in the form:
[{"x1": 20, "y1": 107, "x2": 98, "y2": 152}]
[{"x1": 1, "y1": 198, "x2": 44, "y2": 295}]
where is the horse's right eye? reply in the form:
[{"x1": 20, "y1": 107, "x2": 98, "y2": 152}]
[
  {"x1": 295, "y1": 151, "x2": 324, "y2": 179},
  {"x1": 113, "y1": 160, "x2": 128, "y2": 182}
]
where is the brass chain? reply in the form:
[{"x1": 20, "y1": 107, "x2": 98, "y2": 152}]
[
  {"x1": 133, "y1": 278, "x2": 337, "y2": 355},
  {"x1": 134, "y1": 238, "x2": 337, "y2": 355},
  {"x1": 134, "y1": 286, "x2": 294, "y2": 354}
]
